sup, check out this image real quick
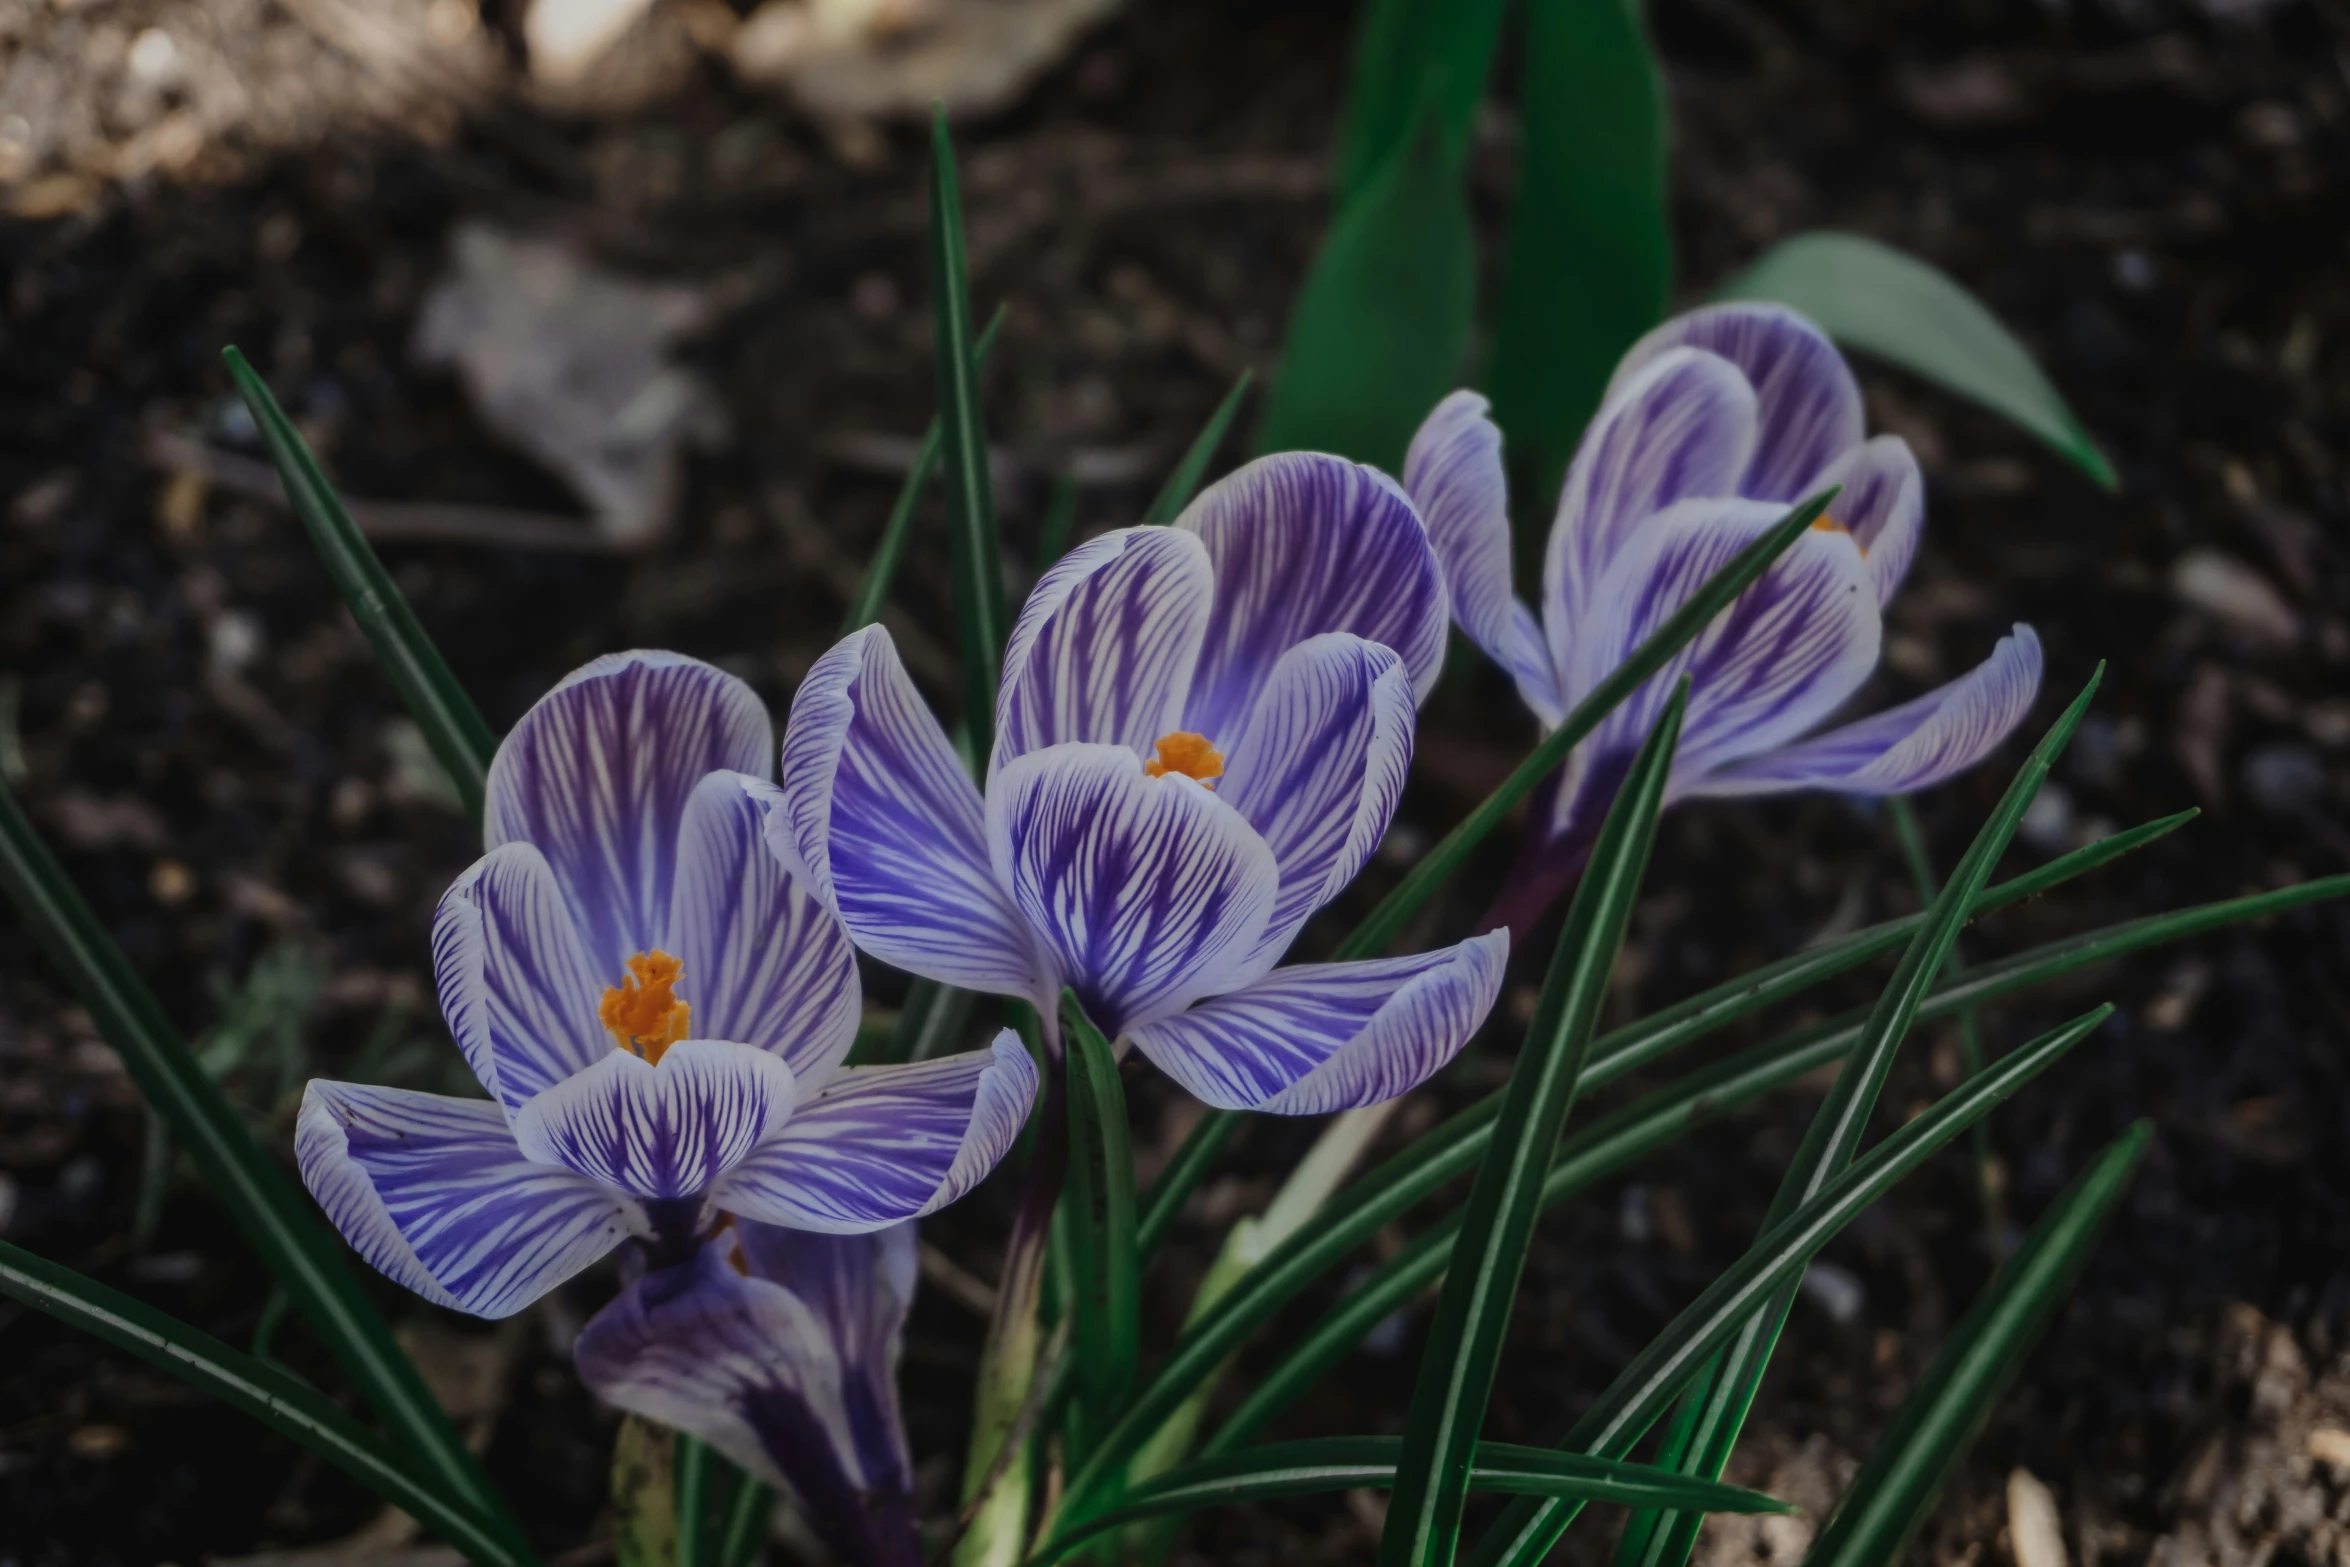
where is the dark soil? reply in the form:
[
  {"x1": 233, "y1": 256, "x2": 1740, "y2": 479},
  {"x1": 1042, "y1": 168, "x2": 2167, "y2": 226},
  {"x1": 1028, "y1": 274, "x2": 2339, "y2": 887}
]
[{"x1": 3, "y1": 1, "x2": 2349, "y2": 1564}]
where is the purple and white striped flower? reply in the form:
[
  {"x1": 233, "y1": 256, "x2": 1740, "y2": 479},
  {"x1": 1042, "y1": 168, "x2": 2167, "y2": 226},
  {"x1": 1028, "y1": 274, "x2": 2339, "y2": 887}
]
[
  {"x1": 1404, "y1": 303, "x2": 2044, "y2": 932},
  {"x1": 295, "y1": 651, "x2": 1037, "y2": 1322},
  {"x1": 578, "y1": 1222, "x2": 924, "y2": 1567},
  {"x1": 774, "y1": 454, "x2": 1508, "y2": 1113}
]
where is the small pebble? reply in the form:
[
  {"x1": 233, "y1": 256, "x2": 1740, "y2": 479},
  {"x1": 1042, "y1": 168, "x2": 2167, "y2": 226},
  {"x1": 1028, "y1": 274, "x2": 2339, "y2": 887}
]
[
  {"x1": 2007, "y1": 1467, "x2": 2068, "y2": 1567},
  {"x1": 2241, "y1": 743, "x2": 2325, "y2": 816},
  {"x1": 2305, "y1": 1426, "x2": 2350, "y2": 1471},
  {"x1": 2019, "y1": 781, "x2": 2075, "y2": 854},
  {"x1": 1800, "y1": 1260, "x2": 1865, "y2": 1324}
]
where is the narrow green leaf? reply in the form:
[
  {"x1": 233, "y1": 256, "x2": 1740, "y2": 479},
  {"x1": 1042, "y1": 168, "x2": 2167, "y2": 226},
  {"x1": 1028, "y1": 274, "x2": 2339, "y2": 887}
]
[
  {"x1": 842, "y1": 305, "x2": 1007, "y2": 637},
  {"x1": 1064, "y1": 808, "x2": 2197, "y2": 1508},
  {"x1": 1141, "y1": 370, "x2": 1254, "y2": 525},
  {"x1": 1136, "y1": 1110, "x2": 1241, "y2": 1261},
  {"x1": 1334, "y1": 0, "x2": 1509, "y2": 202},
  {"x1": 1384, "y1": 684, "x2": 1688, "y2": 1567},
  {"x1": 1486, "y1": 0, "x2": 1671, "y2": 543},
  {"x1": 862, "y1": 976, "x2": 978, "y2": 1068},
  {"x1": 0, "y1": 783, "x2": 523, "y2": 1553},
  {"x1": 676, "y1": 1433, "x2": 717, "y2": 1567},
  {"x1": 0, "y1": 1239, "x2": 531, "y2": 1567},
  {"x1": 1465, "y1": 1006, "x2": 2116, "y2": 1567},
  {"x1": 1035, "y1": 1437, "x2": 1787, "y2": 1567},
  {"x1": 1618, "y1": 671, "x2": 2104, "y2": 1567},
  {"x1": 718, "y1": 1474, "x2": 775, "y2": 1567},
  {"x1": 222, "y1": 347, "x2": 498, "y2": 822},
  {"x1": 1258, "y1": 97, "x2": 1475, "y2": 471},
  {"x1": 928, "y1": 107, "x2": 1009, "y2": 760},
  {"x1": 1063, "y1": 995, "x2": 1140, "y2": 1447},
  {"x1": 1801, "y1": 1122, "x2": 2150, "y2": 1567},
  {"x1": 1037, "y1": 474, "x2": 1080, "y2": 574},
  {"x1": 1715, "y1": 232, "x2": 2116, "y2": 490},
  {"x1": 613, "y1": 1416, "x2": 678, "y2": 1567}
]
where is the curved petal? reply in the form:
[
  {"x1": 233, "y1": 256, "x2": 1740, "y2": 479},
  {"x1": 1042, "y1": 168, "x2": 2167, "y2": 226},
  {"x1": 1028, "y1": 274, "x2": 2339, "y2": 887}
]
[
  {"x1": 718, "y1": 1034, "x2": 1037, "y2": 1233},
  {"x1": 776, "y1": 627, "x2": 1038, "y2": 997},
  {"x1": 1562, "y1": 496, "x2": 1882, "y2": 787},
  {"x1": 1686, "y1": 625, "x2": 2044, "y2": 798},
  {"x1": 991, "y1": 527, "x2": 1212, "y2": 777},
  {"x1": 432, "y1": 843, "x2": 611, "y2": 1117},
  {"x1": 297, "y1": 1080, "x2": 638, "y2": 1319},
  {"x1": 669, "y1": 771, "x2": 860, "y2": 1084},
  {"x1": 1814, "y1": 435, "x2": 1924, "y2": 607},
  {"x1": 485, "y1": 651, "x2": 773, "y2": 972},
  {"x1": 511, "y1": 1039, "x2": 797, "y2": 1200},
  {"x1": 574, "y1": 1244, "x2": 921, "y2": 1565},
  {"x1": 1402, "y1": 391, "x2": 1562, "y2": 721},
  {"x1": 1174, "y1": 452, "x2": 1449, "y2": 742},
  {"x1": 1544, "y1": 348, "x2": 1759, "y2": 655},
  {"x1": 1218, "y1": 634, "x2": 1416, "y2": 976},
  {"x1": 1610, "y1": 303, "x2": 1863, "y2": 504},
  {"x1": 1126, "y1": 934, "x2": 1508, "y2": 1115},
  {"x1": 986, "y1": 744, "x2": 1279, "y2": 1035}
]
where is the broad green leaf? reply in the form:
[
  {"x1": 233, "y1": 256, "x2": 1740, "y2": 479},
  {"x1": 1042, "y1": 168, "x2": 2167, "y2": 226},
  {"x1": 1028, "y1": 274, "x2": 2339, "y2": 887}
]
[
  {"x1": 1616, "y1": 671, "x2": 2104, "y2": 1567},
  {"x1": 1463, "y1": 1007, "x2": 2116, "y2": 1567},
  {"x1": 223, "y1": 347, "x2": 498, "y2": 823},
  {"x1": 928, "y1": 108, "x2": 1009, "y2": 761},
  {"x1": 1034, "y1": 1437, "x2": 1787, "y2": 1567},
  {"x1": 1384, "y1": 684, "x2": 1687, "y2": 1567},
  {"x1": 1142, "y1": 370, "x2": 1254, "y2": 525},
  {"x1": 0, "y1": 783, "x2": 525, "y2": 1556},
  {"x1": 1333, "y1": 0, "x2": 1509, "y2": 203},
  {"x1": 1064, "y1": 995, "x2": 1140, "y2": 1448},
  {"x1": 1257, "y1": 100, "x2": 1475, "y2": 472},
  {"x1": 1801, "y1": 1122, "x2": 2150, "y2": 1567},
  {"x1": 842, "y1": 305, "x2": 1006, "y2": 637},
  {"x1": 0, "y1": 1239, "x2": 531, "y2": 1567},
  {"x1": 1486, "y1": 0, "x2": 1671, "y2": 545},
  {"x1": 675, "y1": 1433, "x2": 717, "y2": 1567},
  {"x1": 1716, "y1": 232, "x2": 2116, "y2": 490}
]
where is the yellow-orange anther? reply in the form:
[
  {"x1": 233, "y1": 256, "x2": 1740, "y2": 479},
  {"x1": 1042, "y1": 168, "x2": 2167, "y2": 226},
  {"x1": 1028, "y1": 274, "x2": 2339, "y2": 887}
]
[
  {"x1": 1810, "y1": 512, "x2": 1866, "y2": 556},
  {"x1": 1145, "y1": 731, "x2": 1224, "y2": 788},
  {"x1": 600, "y1": 950, "x2": 691, "y2": 1063}
]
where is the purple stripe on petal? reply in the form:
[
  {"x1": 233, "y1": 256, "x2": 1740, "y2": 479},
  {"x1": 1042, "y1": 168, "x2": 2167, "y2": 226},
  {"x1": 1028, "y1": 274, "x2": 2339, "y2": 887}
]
[
  {"x1": 1403, "y1": 391, "x2": 1562, "y2": 721},
  {"x1": 1561, "y1": 496, "x2": 1881, "y2": 788},
  {"x1": 1175, "y1": 452, "x2": 1448, "y2": 743},
  {"x1": 986, "y1": 745, "x2": 1279, "y2": 1035},
  {"x1": 1544, "y1": 348, "x2": 1759, "y2": 655},
  {"x1": 485, "y1": 652, "x2": 773, "y2": 973},
  {"x1": 1218, "y1": 633, "x2": 1415, "y2": 977},
  {"x1": 1610, "y1": 303, "x2": 1864, "y2": 504},
  {"x1": 1126, "y1": 934, "x2": 1507, "y2": 1115},
  {"x1": 991, "y1": 527, "x2": 1212, "y2": 776},
  {"x1": 777, "y1": 627, "x2": 1039, "y2": 997},
  {"x1": 511, "y1": 1038, "x2": 796, "y2": 1200},
  {"x1": 1687, "y1": 625, "x2": 2043, "y2": 798},
  {"x1": 433, "y1": 843, "x2": 612, "y2": 1116},
  {"x1": 1813, "y1": 435, "x2": 1925, "y2": 608},
  {"x1": 718, "y1": 1033, "x2": 1037, "y2": 1232},
  {"x1": 734, "y1": 1222, "x2": 917, "y2": 1498},
  {"x1": 296, "y1": 1080, "x2": 637, "y2": 1319},
  {"x1": 574, "y1": 1244, "x2": 923, "y2": 1566},
  {"x1": 668, "y1": 771, "x2": 861, "y2": 1085}
]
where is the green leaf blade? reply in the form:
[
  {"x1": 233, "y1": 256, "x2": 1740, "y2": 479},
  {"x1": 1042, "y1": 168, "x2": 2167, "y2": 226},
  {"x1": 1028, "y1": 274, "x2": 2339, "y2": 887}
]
[
  {"x1": 1383, "y1": 683, "x2": 1688, "y2": 1567},
  {"x1": 1142, "y1": 370, "x2": 1254, "y2": 526},
  {"x1": 1715, "y1": 232, "x2": 2115, "y2": 490},
  {"x1": 1063, "y1": 996, "x2": 1141, "y2": 1449}
]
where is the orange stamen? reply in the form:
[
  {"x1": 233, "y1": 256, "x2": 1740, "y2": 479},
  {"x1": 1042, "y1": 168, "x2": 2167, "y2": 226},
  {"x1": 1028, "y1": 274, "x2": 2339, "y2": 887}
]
[
  {"x1": 1144, "y1": 731, "x2": 1224, "y2": 788},
  {"x1": 1810, "y1": 513, "x2": 1846, "y2": 534},
  {"x1": 599, "y1": 950, "x2": 691, "y2": 1063}
]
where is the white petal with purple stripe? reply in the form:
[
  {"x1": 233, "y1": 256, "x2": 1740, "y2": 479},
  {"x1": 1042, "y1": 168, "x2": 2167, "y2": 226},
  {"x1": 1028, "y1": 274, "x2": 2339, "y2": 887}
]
[
  {"x1": 1126, "y1": 933, "x2": 1507, "y2": 1115},
  {"x1": 776, "y1": 627, "x2": 1039, "y2": 997},
  {"x1": 718, "y1": 1034, "x2": 1037, "y2": 1232},
  {"x1": 987, "y1": 744, "x2": 1279, "y2": 1033},
  {"x1": 1175, "y1": 452, "x2": 1448, "y2": 741},
  {"x1": 1687, "y1": 625, "x2": 2044, "y2": 798},
  {"x1": 668, "y1": 771, "x2": 860, "y2": 1084},
  {"x1": 991, "y1": 526, "x2": 1211, "y2": 776},
  {"x1": 297, "y1": 1080, "x2": 638, "y2": 1319},
  {"x1": 511, "y1": 1038, "x2": 796, "y2": 1200},
  {"x1": 432, "y1": 843, "x2": 613, "y2": 1116},
  {"x1": 484, "y1": 652, "x2": 773, "y2": 973}
]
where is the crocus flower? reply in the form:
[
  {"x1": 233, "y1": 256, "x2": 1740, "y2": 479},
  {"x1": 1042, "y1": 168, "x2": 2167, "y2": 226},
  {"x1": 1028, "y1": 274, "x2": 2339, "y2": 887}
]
[
  {"x1": 578, "y1": 1222, "x2": 923, "y2": 1567},
  {"x1": 774, "y1": 455, "x2": 1507, "y2": 1114},
  {"x1": 296, "y1": 651, "x2": 1037, "y2": 1321},
  {"x1": 1403, "y1": 303, "x2": 2044, "y2": 932}
]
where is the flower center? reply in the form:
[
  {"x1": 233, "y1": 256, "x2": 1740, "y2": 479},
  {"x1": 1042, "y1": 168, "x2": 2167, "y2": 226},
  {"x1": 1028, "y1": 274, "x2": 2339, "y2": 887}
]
[
  {"x1": 1144, "y1": 731, "x2": 1224, "y2": 788},
  {"x1": 600, "y1": 950, "x2": 691, "y2": 1063}
]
